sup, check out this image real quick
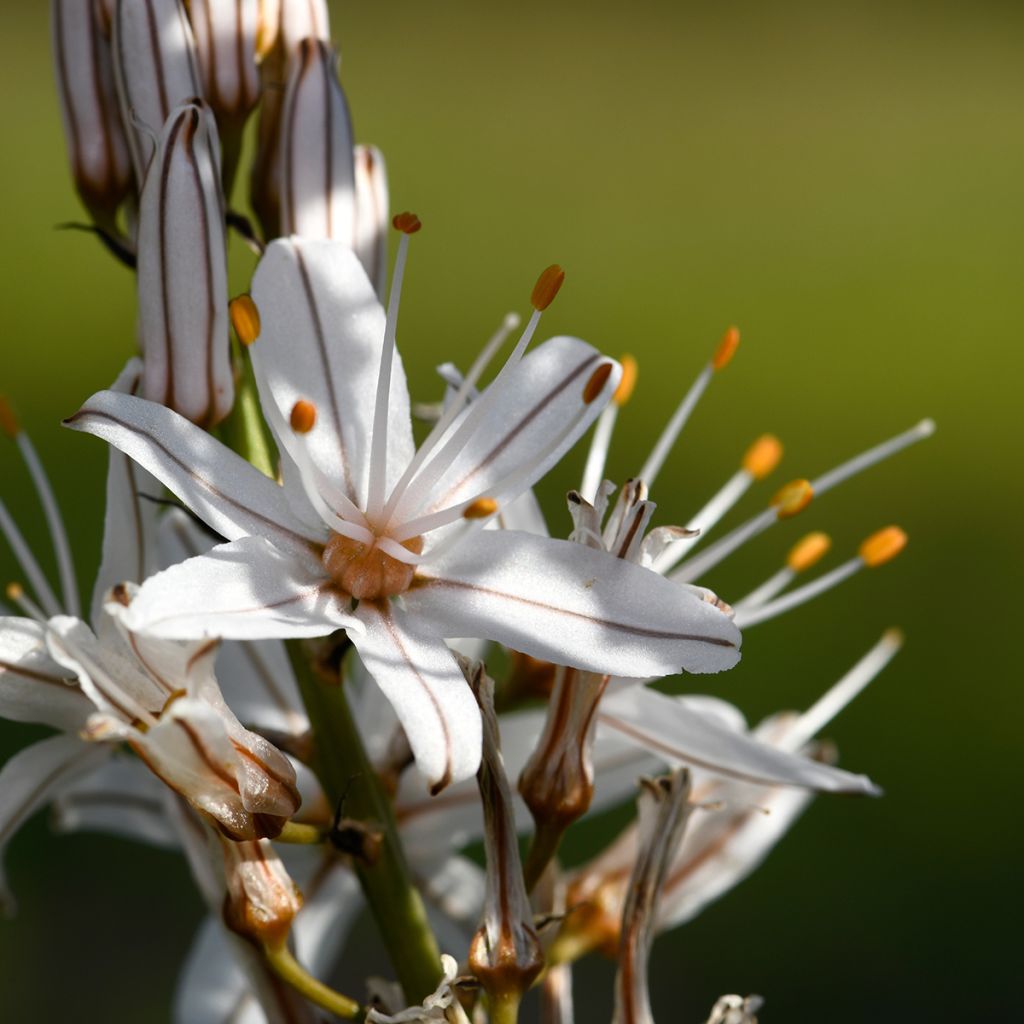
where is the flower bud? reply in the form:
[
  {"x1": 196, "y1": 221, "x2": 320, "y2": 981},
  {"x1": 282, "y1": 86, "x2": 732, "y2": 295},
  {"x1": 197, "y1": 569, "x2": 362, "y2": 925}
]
[
  {"x1": 111, "y1": 0, "x2": 204, "y2": 184},
  {"x1": 353, "y1": 144, "x2": 390, "y2": 297},
  {"x1": 279, "y1": 39, "x2": 355, "y2": 242},
  {"x1": 188, "y1": 0, "x2": 261, "y2": 129},
  {"x1": 220, "y1": 836, "x2": 302, "y2": 948},
  {"x1": 52, "y1": 0, "x2": 133, "y2": 228},
  {"x1": 136, "y1": 102, "x2": 233, "y2": 426}
]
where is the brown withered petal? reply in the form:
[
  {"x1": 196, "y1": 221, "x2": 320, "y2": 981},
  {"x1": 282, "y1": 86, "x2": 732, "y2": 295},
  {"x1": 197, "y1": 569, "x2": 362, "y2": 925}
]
[
  {"x1": 111, "y1": 0, "x2": 204, "y2": 184},
  {"x1": 52, "y1": 0, "x2": 133, "y2": 226},
  {"x1": 136, "y1": 101, "x2": 233, "y2": 426},
  {"x1": 219, "y1": 835, "x2": 303, "y2": 948}
]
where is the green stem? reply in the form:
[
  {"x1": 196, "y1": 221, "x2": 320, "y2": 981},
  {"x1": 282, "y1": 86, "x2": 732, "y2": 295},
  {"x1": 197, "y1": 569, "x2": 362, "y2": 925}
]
[
  {"x1": 223, "y1": 342, "x2": 276, "y2": 478},
  {"x1": 489, "y1": 991, "x2": 523, "y2": 1024},
  {"x1": 263, "y1": 941, "x2": 361, "y2": 1019},
  {"x1": 287, "y1": 639, "x2": 443, "y2": 1002}
]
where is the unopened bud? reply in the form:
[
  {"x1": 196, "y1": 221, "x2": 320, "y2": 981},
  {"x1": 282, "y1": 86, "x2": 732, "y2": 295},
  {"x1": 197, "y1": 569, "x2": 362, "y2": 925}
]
[
  {"x1": 531, "y1": 264, "x2": 565, "y2": 311},
  {"x1": 112, "y1": 0, "x2": 204, "y2": 184},
  {"x1": 220, "y1": 836, "x2": 302, "y2": 948},
  {"x1": 279, "y1": 39, "x2": 356, "y2": 242},
  {"x1": 276, "y1": 0, "x2": 330, "y2": 59},
  {"x1": 771, "y1": 478, "x2": 813, "y2": 519},
  {"x1": 786, "y1": 531, "x2": 831, "y2": 573},
  {"x1": 711, "y1": 326, "x2": 740, "y2": 371},
  {"x1": 859, "y1": 526, "x2": 907, "y2": 568},
  {"x1": 189, "y1": 0, "x2": 261, "y2": 128},
  {"x1": 741, "y1": 434, "x2": 783, "y2": 480},
  {"x1": 136, "y1": 102, "x2": 233, "y2": 426},
  {"x1": 353, "y1": 145, "x2": 390, "y2": 298},
  {"x1": 52, "y1": 0, "x2": 133, "y2": 228}
]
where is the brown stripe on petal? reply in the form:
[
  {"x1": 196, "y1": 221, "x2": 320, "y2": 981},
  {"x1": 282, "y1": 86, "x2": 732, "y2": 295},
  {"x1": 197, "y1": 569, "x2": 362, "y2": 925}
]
[
  {"x1": 174, "y1": 717, "x2": 240, "y2": 791},
  {"x1": 413, "y1": 574, "x2": 738, "y2": 649}
]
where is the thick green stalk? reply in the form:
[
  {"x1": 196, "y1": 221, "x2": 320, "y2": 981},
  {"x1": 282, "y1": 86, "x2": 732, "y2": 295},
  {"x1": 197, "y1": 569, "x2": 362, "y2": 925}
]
[
  {"x1": 287, "y1": 639, "x2": 443, "y2": 1002},
  {"x1": 223, "y1": 344, "x2": 276, "y2": 478}
]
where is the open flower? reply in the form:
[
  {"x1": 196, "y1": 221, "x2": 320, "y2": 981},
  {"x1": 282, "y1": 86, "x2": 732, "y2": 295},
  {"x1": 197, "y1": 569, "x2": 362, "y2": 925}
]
[{"x1": 65, "y1": 230, "x2": 741, "y2": 792}]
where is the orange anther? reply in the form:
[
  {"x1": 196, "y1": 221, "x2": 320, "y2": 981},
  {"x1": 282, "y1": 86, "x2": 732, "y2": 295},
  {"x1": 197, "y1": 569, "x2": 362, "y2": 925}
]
[
  {"x1": 5, "y1": 582, "x2": 23, "y2": 601},
  {"x1": 531, "y1": 264, "x2": 565, "y2": 311},
  {"x1": 772, "y1": 478, "x2": 813, "y2": 519},
  {"x1": 229, "y1": 294, "x2": 261, "y2": 346},
  {"x1": 0, "y1": 396, "x2": 19, "y2": 438},
  {"x1": 742, "y1": 434, "x2": 782, "y2": 480},
  {"x1": 392, "y1": 211, "x2": 422, "y2": 234},
  {"x1": 613, "y1": 355, "x2": 638, "y2": 406},
  {"x1": 289, "y1": 400, "x2": 317, "y2": 434},
  {"x1": 859, "y1": 526, "x2": 907, "y2": 568},
  {"x1": 711, "y1": 326, "x2": 740, "y2": 371},
  {"x1": 463, "y1": 497, "x2": 499, "y2": 519},
  {"x1": 583, "y1": 362, "x2": 614, "y2": 404},
  {"x1": 786, "y1": 531, "x2": 832, "y2": 573}
]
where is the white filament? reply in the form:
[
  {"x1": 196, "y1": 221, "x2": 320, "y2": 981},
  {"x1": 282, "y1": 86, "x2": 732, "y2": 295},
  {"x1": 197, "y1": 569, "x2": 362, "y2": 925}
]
[
  {"x1": 733, "y1": 566, "x2": 796, "y2": 611},
  {"x1": 778, "y1": 629, "x2": 903, "y2": 753},
  {"x1": 638, "y1": 364, "x2": 712, "y2": 486},
  {"x1": 670, "y1": 508, "x2": 776, "y2": 585},
  {"x1": 580, "y1": 402, "x2": 618, "y2": 503},
  {"x1": 0, "y1": 500, "x2": 63, "y2": 617},
  {"x1": 733, "y1": 558, "x2": 862, "y2": 629}
]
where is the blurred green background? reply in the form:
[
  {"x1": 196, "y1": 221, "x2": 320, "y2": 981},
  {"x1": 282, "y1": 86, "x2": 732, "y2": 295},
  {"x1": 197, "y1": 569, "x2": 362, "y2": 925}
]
[{"x1": 1, "y1": 1, "x2": 1019, "y2": 1020}]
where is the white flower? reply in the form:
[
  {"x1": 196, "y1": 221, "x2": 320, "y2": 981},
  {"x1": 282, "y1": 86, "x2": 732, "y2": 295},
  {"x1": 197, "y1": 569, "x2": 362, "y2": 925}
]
[{"x1": 65, "y1": 233, "x2": 740, "y2": 792}]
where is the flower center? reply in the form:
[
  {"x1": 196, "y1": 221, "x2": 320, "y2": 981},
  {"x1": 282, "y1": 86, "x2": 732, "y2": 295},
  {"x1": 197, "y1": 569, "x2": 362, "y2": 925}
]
[{"x1": 322, "y1": 533, "x2": 424, "y2": 599}]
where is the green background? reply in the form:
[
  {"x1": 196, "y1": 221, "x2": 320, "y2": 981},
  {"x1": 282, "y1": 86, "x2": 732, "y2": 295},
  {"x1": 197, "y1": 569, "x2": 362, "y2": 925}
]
[{"x1": 1, "y1": 1, "x2": 1018, "y2": 1020}]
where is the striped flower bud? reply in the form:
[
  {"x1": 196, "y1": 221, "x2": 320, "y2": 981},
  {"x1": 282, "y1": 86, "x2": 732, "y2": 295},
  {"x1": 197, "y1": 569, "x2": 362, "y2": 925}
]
[
  {"x1": 111, "y1": 0, "x2": 204, "y2": 184},
  {"x1": 277, "y1": 0, "x2": 330, "y2": 57},
  {"x1": 51, "y1": 0, "x2": 132, "y2": 229},
  {"x1": 279, "y1": 38, "x2": 355, "y2": 242},
  {"x1": 188, "y1": 0, "x2": 261, "y2": 129},
  {"x1": 353, "y1": 143, "x2": 390, "y2": 297},
  {"x1": 136, "y1": 102, "x2": 233, "y2": 426}
]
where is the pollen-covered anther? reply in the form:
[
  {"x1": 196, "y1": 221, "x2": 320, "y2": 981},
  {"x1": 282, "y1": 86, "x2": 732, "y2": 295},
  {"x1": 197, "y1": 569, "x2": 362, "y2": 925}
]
[
  {"x1": 742, "y1": 433, "x2": 783, "y2": 479},
  {"x1": 392, "y1": 211, "x2": 422, "y2": 234},
  {"x1": 0, "y1": 396, "x2": 19, "y2": 438},
  {"x1": 711, "y1": 326, "x2": 741, "y2": 371},
  {"x1": 614, "y1": 355, "x2": 638, "y2": 405},
  {"x1": 531, "y1": 264, "x2": 565, "y2": 311},
  {"x1": 289, "y1": 399, "x2": 317, "y2": 434},
  {"x1": 583, "y1": 362, "x2": 614, "y2": 404},
  {"x1": 787, "y1": 531, "x2": 832, "y2": 572},
  {"x1": 859, "y1": 526, "x2": 907, "y2": 568},
  {"x1": 5, "y1": 581, "x2": 23, "y2": 602},
  {"x1": 772, "y1": 478, "x2": 814, "y2": 519},
  {"x1": 229, "y1": 294, "x2": 261, "y2": 346},
  {"x1": 463, "y1": 497, "x2": 498, "y2": 520},
  {"x1": 322, "y1": 534, "x2": 424, "y2": 600}
]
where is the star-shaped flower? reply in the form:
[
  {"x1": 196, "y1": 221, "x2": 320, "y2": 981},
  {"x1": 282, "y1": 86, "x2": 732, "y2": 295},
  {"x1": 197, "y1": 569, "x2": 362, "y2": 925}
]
[{"x1": 66, "y1": 231, "x2": 741, "y2": 792}]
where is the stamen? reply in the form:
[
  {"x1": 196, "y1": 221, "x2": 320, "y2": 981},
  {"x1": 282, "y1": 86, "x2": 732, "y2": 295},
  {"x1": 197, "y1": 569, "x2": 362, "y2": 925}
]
[
  {"x1": 229, "y1": 294, "x2": 261, "y2": 345},
  {"x1": 582, "y1": 362, "x2": 614, "y2": 404},
  {"x1": 5, "y1": 581, "x2": 47, "y2": 623},
  {"x1": 531, "y1": 264, "x2": 565, "y2": 311},
  {"x1": 0, "y1": 500, "x2": 63, "y2": 617},
  {"x1": 2, "y1": 409, "x2": 80, "y2": 617},
  {"x1": 859, "y1": 526, "x2": 907, "y2": 567},
  {"x1": 670, "y1": 422, "x2": 932, "y2": 584},
  {"x1": 289, "y1": 399, "x2": 317, "y2": 434},
  {"x1": 777, "y1": 629, "x2": 904, "y2": 753},
  {"x1": 638, "y1": 327, "x2": 739, "y2": 488},
  {"x1": 463, "y1": 497, "x2": 498, "y2": 519},
  {"x1": 772, "y1": 478, "x2": 814, "y2": 518},
  {"x1": 379, "y1": 312, "x2": 520, "y2": 525},
  {"x1": 732, "y1": 531, "x2": 832, "y2": 610},
  {"x1": 580, "y1": 354, "x2": 636, "y2": 502},
  {"x1": 366, "y1": 215, "x2": 418, "y2": 520}
]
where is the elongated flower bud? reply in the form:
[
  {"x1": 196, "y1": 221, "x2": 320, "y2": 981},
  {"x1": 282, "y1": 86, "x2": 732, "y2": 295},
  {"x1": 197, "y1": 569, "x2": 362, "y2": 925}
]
[
  {"x1": 277, "y1": 0, "x2": 330, "y2": 56},
  {"x1": 111, "y1": 0, "x2": 204, "y2": 184},
  {"x1": 51, "y1": 0, "x2": 132, "y2": 229},
  {"x1": 188, "y1": 0, "x2": 261, "y2": 129},
  {"x1": 467, "y1": 664, "x2": 545, "y2": 1014},
  {"x1": 136, "y1": 102, "x2": 233, "y2": 426},
  {"x1": 353, "y1": 143, "x2": 390, "y2": 297},
  {"x1": 279, "y1": 38, "x2": 355, "y2": 241},
  {"x1": 613, "y1": 770, "x2": 693, "y2": 1024}
]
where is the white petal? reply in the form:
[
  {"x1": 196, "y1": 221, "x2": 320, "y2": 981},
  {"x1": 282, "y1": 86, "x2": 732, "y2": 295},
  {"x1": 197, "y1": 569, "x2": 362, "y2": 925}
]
[
  {"x1": 408, "y1": 530, "x2": 741, "y2": 677},
  {"x1": 0, "y1": 735, "x2": 109, "y2": 914},
  {"x1": 0, "y1": 617, "x2": 92, "y2": 731},
  {"x1": 249, "y1": 238, "x2": 414, "y2": 507},
  {"x1": 52, "y1": 755, "x2": 179, "y2": 848},
  {"x1": 352, "y1": 601, "x2": 481, "y2": 793},
  {"x1": 292, "y1": 859, "x2": 363, "y2": 978},
  {"x1": 121, "y1": 537, "x2": 357, "y2": 640},
  {"x1": 65, "y1": 389, "x2": 322, "y2": 558},
  {"x1": 396, "y1": 336, "x2": 617, "y2": 522},
  {"x1": 599, "y1": 688, "x2": 880, "y2": 795},
  {"x1": 215, "y1": 637, "x2": 308, "y2": 736}
]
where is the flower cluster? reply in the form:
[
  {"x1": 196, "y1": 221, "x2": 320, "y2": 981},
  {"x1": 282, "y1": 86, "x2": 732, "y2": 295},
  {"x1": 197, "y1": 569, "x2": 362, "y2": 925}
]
[{"x1": 0, "y1": 3, "x2": 932, "y2": 1021}]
